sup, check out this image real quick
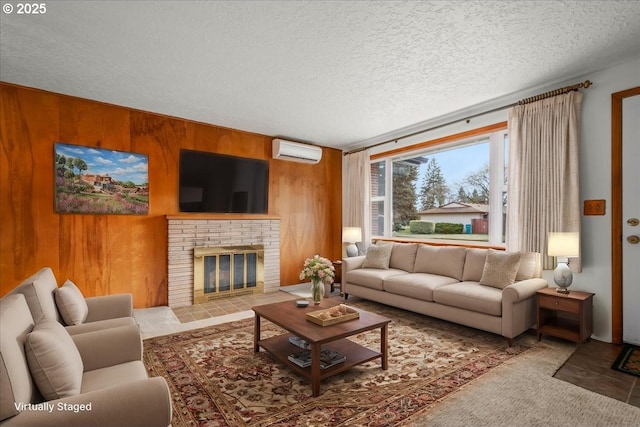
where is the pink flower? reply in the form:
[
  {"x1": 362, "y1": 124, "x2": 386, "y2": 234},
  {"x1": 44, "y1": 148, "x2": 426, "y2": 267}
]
[{"x1": 299, "y1": 255, "x2": 335, "y2": 285}]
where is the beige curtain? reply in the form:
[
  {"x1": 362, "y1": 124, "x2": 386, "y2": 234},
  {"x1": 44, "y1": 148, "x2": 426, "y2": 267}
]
[
  {"x1": 506, "y1": 91, "x2": 582, "y2": 271},
  {"x1": 344, "y1": 149, "x2": 371, "y2": 252}
]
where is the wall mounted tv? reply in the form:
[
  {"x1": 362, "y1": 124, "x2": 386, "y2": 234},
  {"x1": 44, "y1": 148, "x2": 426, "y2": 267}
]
[{"x1": 179, "y1": 149, "x2": 269, "y2": 214}]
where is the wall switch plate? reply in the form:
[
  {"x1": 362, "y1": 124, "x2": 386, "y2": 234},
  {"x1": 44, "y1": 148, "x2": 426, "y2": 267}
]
[{"x1": 584, "y1": 199, "x2": 606, "y2": 215}]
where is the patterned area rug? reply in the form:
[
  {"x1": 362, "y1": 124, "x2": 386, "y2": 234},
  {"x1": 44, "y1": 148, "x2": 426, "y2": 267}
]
[
  {"x1": 611, "y1": 344, "x2": 640, "y2": 377},
  {"x1": 143, "y1": 300, "x2": 533, "y2": 426}
]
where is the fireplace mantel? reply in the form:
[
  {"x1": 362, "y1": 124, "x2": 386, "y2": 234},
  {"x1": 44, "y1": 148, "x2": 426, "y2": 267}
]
[
  {"x1": 167, "y1": 217, "x2": 280, "y2": 308},
  {"x1": 166, "y1": 214, "x2": 280, "y2": 220}
]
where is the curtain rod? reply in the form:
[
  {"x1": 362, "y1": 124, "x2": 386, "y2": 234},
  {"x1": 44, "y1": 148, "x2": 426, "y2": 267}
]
[{"x1": 344, "y1": 79, "x2": 592, "y2": 156}]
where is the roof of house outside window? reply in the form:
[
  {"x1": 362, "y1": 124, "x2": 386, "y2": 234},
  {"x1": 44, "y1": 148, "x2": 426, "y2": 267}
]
[{"x1": 418, "y1": 202, "x2": 489, "y2": 215}]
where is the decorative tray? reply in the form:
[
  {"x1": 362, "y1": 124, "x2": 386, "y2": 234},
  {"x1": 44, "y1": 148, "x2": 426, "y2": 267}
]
[{"x1": 306, "y1": 304, "x2": 359, "y2": 326}]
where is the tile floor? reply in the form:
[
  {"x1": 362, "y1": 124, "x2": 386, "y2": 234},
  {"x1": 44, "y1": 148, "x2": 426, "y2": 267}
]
[
  {"x1": 554, "y1": 338, "x2": 639, "y2": 407},
  {"x1": 171, "y1": 290, "x2": 639, "y2": 408}
]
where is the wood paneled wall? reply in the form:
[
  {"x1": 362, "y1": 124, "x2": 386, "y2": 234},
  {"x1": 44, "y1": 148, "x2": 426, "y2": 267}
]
[{"x1": 0, "y1": 83, "x2": 343, "y2": 307}]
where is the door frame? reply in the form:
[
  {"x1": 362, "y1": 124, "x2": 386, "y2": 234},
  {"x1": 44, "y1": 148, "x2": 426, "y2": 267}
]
[{"x1": 611, "y1": 86, "x2": 640, "y2": 344}]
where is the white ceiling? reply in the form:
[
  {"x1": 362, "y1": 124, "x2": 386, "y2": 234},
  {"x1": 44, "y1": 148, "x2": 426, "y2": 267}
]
[{"x1": 2, "y1": 1, "x2": 640, "y2": 151}]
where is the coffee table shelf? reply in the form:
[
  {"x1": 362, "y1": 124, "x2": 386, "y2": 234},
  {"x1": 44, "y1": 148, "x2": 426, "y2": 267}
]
[
  {"x1": 258, "y1": 333, "x2": 382, "y2": 379},
  {"x1": 253, "y1": 299, "x2": 390, "y2": 396}
]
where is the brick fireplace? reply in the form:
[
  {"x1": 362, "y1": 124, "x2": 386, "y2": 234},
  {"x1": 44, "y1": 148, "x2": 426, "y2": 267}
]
[{"x1": 167, "y1": 217, "x2": 280, "y2": 308}]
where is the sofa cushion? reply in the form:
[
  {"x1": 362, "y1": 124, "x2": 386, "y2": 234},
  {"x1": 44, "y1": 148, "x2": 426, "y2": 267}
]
[
  {"x1": 55, "y1": 279, "x2": 89, "y2": 326},
  {"x1": 389, "y1": 243, "x2": 418, "y2": 272},
  {"x1": 25, "y1": 318, "x2": 84, "y2": 400},
  {"x1": 7, "y1": 267, "x2": 60, "y2": 323},
  {"x1": 480, "y1": 250, "x2": 522, "y2": 290},
  {"x1": 0, "y1": 294, "x2": 36, "y2": 422},
  {"x1": 361, "y1": 244, "x2": 393, "y2": 269},
  {"x1": 383, "y1": 273, "x2": 459, "y2": 302},
  {"x1": 516, "y1": 252, "x2": 541, "y2": 280},
  {"x1": 346, "y1": 268, "x2": 408, "y2": 291},
  {"x1": 413, "y1": 245, "x2": 467, "y2": 280},
  {"x1": 433, "y1": 282, "x2": 503, "y2": 316},
  {"x1": 462, "y1": 248, "x2": 488, "y2": 282}
]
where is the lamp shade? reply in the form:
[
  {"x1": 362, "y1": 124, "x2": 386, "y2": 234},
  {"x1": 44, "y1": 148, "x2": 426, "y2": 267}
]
[
  {"x1": 342, "y1": 227, "x2": 362, "y2": 243},
  {"x1": 547, "y1": 232, "x2": 580, "y2": 257}
]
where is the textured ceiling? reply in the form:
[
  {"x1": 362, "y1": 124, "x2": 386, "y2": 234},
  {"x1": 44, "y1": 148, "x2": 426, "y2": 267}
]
[{"x1": 1, "y1": 1, "x2": 640, "y2": 150}]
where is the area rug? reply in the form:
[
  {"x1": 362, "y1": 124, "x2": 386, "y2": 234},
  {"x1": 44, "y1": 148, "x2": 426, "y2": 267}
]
[
  {"x1": 143, "y1": 300, "x2": 534, "y2": 426},
  {"x1": 611, "y1": 344, "x2": 640, "y2": 377}
]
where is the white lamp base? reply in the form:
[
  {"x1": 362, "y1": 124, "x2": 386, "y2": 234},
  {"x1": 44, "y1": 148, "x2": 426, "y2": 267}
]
[
  {"x1": 346, "y1": 243, "x2": 358, "y2": 257},
  {"x1": 554, "y1": 260, "x2": 573, "y2": 293}
]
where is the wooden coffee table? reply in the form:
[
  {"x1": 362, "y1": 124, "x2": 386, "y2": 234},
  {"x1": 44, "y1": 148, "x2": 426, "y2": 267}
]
[{"x1": 253, "y1": 299, "x2": 390, "y2": 397}]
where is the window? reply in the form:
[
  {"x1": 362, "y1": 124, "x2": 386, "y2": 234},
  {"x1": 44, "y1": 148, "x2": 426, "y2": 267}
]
[
  {"x1": 370, "y1": 126, "x2": 508, "y2": 246},
  {"x1": 370, "y1": 161, "x2": 386, "y2": 236}
]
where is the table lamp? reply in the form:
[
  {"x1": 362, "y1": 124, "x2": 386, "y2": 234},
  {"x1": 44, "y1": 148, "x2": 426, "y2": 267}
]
[
  {"x1": 547, "y1": 232, "x2": 580, "y2": 293},
  {"x1": 342, "y1": 227, "x2": 362, "y2": 257}
]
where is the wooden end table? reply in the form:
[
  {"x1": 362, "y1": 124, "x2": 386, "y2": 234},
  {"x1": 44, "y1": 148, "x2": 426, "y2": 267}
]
[
  {"x1": 536, "y1": 287, "x2": 595, "y2": 344},
  {"x1": 332, "y1": 260, "x2": 342, "y2": 294},
  {"x1": 253, "y1": 299, "x2": 390, "y2": 397}
]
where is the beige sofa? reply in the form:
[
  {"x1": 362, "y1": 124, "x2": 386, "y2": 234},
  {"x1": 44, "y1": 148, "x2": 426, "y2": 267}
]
[{"x1": 342, "y1": 242, "x2": 548, "y2": 345}]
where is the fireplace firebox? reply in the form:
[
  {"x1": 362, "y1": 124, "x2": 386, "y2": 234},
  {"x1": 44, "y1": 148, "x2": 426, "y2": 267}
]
[{"x1": 193, "y1": 245, "x2": 264, "y2": 303}]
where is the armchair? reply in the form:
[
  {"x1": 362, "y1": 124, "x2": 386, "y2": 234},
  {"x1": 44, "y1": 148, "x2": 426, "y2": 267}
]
[
  {"x1": 7, "y1": 267, "x2": 136, "y2": 335},
  {"x1": 0, "y1": 293, "x2": 172, "y2": 427}
]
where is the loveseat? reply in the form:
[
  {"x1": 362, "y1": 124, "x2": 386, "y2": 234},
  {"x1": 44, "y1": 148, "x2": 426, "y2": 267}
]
[
  {"x1": 0, "y1": 268, "x2": 173, "y2": 426},
  {"x1": 342, "y1": 242, "x2": 548, "y2": 345}
]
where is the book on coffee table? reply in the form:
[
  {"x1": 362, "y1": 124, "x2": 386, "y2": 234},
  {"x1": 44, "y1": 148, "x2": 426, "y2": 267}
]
[
  {"x1": 288, "y1": 349, "x2": 346, "y2": 369},
  {"x1": 288, "y1": 336, "x2": 311, "y2": 350}
]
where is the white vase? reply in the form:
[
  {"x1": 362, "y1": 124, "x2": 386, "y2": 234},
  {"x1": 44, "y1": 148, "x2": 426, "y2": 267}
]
[{"x1": 324, "y1": 282, "x2": 332, "y2": 298}]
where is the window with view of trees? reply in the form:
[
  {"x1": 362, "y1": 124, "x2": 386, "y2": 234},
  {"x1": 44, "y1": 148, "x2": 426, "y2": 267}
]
[
  {"x1": 370, "y1": 161, "x2": 386, "y2": 236},
  {"x1": 371, "y1": 128, "x2": 508, "y2": 246}
]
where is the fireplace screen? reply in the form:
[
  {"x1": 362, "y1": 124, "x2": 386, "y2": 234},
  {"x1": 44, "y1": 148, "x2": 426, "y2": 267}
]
[{"x1": 194, "y1": 246, "x2": 264, "y2": 303}]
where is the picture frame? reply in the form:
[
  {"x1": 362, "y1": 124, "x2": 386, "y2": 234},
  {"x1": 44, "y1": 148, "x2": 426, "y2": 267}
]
[{"x1": 54, "y1": 142, "x2": 149, "y2": 215}]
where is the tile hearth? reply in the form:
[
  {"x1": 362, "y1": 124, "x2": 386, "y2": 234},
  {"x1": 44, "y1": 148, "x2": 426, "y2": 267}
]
[{"x1": 171, "y1": 290, "x2": 297, "y2": 323}]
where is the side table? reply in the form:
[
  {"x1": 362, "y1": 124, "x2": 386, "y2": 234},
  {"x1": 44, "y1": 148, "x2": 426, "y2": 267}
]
[
  {"x1": 536, "y1": 287, "x2": 595, "y2": 344},
  {"x1": 332, "y1": 261, "x2": 342, "y2": 294}
]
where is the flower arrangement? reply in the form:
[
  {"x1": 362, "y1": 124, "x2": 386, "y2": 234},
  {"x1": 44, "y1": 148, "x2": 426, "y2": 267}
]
[{"x1": 299, "y1": 255, "x2": 336, "y2": 285}]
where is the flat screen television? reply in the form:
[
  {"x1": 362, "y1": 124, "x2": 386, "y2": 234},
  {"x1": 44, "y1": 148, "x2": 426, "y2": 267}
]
[{"x1": 179, "y1": 149, "x2": 269, "y2": 214}]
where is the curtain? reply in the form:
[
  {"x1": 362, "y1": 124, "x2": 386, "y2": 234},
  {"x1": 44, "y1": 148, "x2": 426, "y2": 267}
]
[
  {"x1": 344, "y1": 149, "x2": 371, "y2": 253},
  {"x1": 506, "y1": 91, "x2": 582, "y2": 271}
]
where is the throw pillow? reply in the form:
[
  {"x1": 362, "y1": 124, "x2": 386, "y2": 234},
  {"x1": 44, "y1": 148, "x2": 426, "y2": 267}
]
[
  {"x1": 25, "y1": 318, "x2": 84, "y2": 400},
  {"x1": 55, "y1": 279, "x2": 88, "y2": 325},
  {"x1": 479, "y1": 250, "x2": 522, "y2": 290},
  {"x1": 361, "y1": 244, "x2": 393, "y2": 269}
]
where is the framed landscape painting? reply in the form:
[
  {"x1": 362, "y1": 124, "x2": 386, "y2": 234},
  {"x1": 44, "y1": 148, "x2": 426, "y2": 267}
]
[{"x1": 54, "y1": 142, "x2": 149, "y2": 215}]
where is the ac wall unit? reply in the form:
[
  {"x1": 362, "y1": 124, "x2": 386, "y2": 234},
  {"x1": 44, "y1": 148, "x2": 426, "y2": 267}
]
[{"x1": 272, "y1": 139, "x2": 322, "y2": 164}]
